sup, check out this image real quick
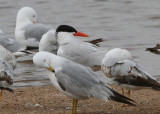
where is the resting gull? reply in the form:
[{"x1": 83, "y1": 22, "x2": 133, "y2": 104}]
[
  {"x1": 33, "y1": 51, "x2": 135, "y2": 114},
  {"x1": 0, "y1": 45, "x2": 16, "y2": 101},
  {"x1": 101, "y1": 48, "x2": 160, "y2": 99},
  {"x1": 15, "y1": 7, "x2": 52, "y2": 49},
  {"x1": 0, "y1": 30, "x2": 30, "y2": 56}
]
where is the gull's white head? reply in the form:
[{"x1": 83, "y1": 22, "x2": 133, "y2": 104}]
[
  {"x1": 33, "y1": 51, "x2": 62, "y2": 72},
  {"x1": 102, "y1": 48, "x2": 132, "y2": 67},
  {"x1": 33, "y1": 51, "x2": 51, "y2": 69},
  {"x1": 16, "y1": 7, "x2": 37, "y2": 26}
]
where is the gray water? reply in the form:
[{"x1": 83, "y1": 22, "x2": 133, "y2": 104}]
[{"x1": 0, "y1": 0, "x2": 160, "y2": 88}]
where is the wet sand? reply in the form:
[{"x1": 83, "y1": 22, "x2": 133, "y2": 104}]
[{"x1": 1, "y1": 86, "x2": 160, "y2": 114}]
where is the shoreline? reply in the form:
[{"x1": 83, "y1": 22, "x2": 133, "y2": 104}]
[{"x1": 0, "y1": 85, "x2": 160, "y2": 114}]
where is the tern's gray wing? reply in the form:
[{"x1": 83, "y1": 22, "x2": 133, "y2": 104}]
[
  {"x1": 24, "y1": 24, "x2": 51, "y2": 41},
  {"x1": 0, "y1": 33, "x2": 26, "y2": 52},
  {"x1": 58, "y1": 40, "x2": 104, "y2": 68},
  {"x1": 0, "y1": 60, "x2": 14, "y2": 92},
  {"x1": 102, "y1": 59, "x2": 160, "y2": 90}
]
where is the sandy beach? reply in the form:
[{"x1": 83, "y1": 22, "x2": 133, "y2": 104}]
[{"x1": 0, "y1": 85, "x2": 160, "y2": 114}]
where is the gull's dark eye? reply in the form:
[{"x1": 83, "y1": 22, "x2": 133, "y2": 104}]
[
  {"x1": 44, "y1": 59, "x2": 46, "y2": 62},
  {"x1": 33, "y1": 15, "x2": 35, "y2": 18}
]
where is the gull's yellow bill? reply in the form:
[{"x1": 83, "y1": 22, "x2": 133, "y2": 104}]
[{"x1": 48, "y1": 66, "x2": 55, "y2": 72}]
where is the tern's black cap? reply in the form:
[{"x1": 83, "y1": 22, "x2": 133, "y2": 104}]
[{"x1": 56, "y1": 25, "x2": 77, "y2": 33}]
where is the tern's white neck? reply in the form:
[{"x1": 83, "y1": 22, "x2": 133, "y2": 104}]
[{"x1": 57, "y1": 32, "x2": 75, "y2": 45}]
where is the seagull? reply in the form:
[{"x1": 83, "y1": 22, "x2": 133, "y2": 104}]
[
  {"x1": 15, "y1": 7, "x2": 52, "y2": 49},
  {"x1": 0, "y1": 45, "x2": 16, "y2": 69},
  {"x1": 0, "y1": 30, "x2": 31, "y2": 57},
  {"x1": 0, "y1": 45, "x2": 16, "y2": 101},
  {"x1": 39, "y1": 25, "x2": 106, "y2": 71},
  {"x1": 33, "y1": 51, "x2": 135, "y2": 114},
  {"x1": 146, "y1": 41, "x2": 160, "y2": 55},
  {"x1": 101, "y1": 48, "x2": 160, "y2": 99}
]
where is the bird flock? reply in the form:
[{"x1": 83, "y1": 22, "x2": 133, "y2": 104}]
[{"x1": 0, "y1": 6, "x2": 160, "y2": 114}]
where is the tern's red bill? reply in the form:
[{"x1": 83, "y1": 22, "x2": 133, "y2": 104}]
[{"x1": 73, "y1": 32, "x2": 89, "y2": 37}]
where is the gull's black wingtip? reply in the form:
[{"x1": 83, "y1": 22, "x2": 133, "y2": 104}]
[
  {"x1": 108, "y1": 87, "x2": 136, "y2": 106},
  {"x1": 0, "y1": 87, "x2": 14, "y2": 93}
]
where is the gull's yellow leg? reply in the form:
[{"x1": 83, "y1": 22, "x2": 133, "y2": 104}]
[
  {"x1": 72, "y1": 99, "x2": 75, "y2": 114},
  {"x1": 72, "y1": 99, "x2": 78, "y2": 114},
  {"x1": 0, "y1": 90, "x2": 2, "y2": 101},
  {"x1": 122, "y1": 89, "x2": 131, "y2": 107},
  {"x1": 121, "y1": 88, "x2": 127, "y2": 107},
  {"x1": 122, "y1": 88, "x2": 124, "y2": 95},
  {"x1": 128, "y1": 89, "x2": 131, "y2": 98}
]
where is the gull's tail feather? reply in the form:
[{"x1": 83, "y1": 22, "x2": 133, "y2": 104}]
[
  {"x1": 20, "y1": 50, "x2": 33, "y2": 54},
  {"x1": 0, "y1": 87, "x2": 14, "y2": 93},
  {"x1": 26, "y1": 46, "x2": 38, "y2": 50},
  {"x1": 108, "y1": 87, "x2": 136, "y2": 106},
  {"x1": 148, "y1": 78, "x2": 160, "y2": 91}
]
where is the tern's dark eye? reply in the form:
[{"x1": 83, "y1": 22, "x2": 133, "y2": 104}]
[
  {"x1": 44, "y1": 59, "x2": 46, "y2": 62},
  {"x1": 33, "y1": 15, "x2": 35, "y2": 18}
]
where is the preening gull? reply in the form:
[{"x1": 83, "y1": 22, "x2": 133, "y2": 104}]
[
  {"x1": 39, "y1": 25, "x2": 106, "y2": 71},
  {"x1": 101, "y1": 48, "x2": 160, "y2": 99},
  {"x1": 15, "y1": 7, "x2": 52, "y2": 48},
  {"x1": 0, "y1": 45, "x2": 16, "y2": 101},
  {"x1": 33, "y1": 51, "x2": 135, "y2": 114}
]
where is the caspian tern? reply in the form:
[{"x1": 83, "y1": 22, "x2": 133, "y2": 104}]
[{"x1": 39, "y1": 25, "x2": 106, "y2": 71}]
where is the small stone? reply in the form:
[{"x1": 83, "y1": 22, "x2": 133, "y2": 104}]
[
  {"x1": 66, "y1": 107, "x2": 70, "y2": 110},
  {"x1": 34, "y1": 104, "x2": 43, "y2": 108}
]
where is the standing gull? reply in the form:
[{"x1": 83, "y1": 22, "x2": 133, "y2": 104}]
[
  {"x1": 101, "y1": 48, "x2": 160, "y2": 99},
  {"x1": 0, "y1": 45, "x2": 16, "y2": 101},
  {"x1": 39, "y1": 25, "x2": 106, "y2": 71},
  {"x1": 33, "y1": 51, "x2": 135, "y2": 114},
  {"x1": 15, "y1": 7, "x2": 52, "y2": 49}
]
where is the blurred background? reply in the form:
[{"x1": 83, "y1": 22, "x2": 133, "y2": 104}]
[{"x1": 0, "y1": 0, "x2": 160, "y2": 87}]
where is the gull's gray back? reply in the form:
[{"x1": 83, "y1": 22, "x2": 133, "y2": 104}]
[
  {"x1": 55, "y1": 60, "x2": 112, "y2": 99},
  {"x1": 24, "y1": 24, "x2": 51, "y2": 41},
  {"x1": 0, "y1": 33, "x2": 26, "y2": 52}
]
